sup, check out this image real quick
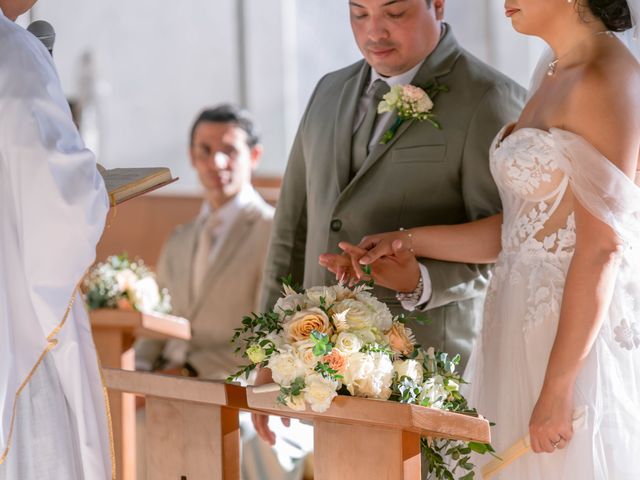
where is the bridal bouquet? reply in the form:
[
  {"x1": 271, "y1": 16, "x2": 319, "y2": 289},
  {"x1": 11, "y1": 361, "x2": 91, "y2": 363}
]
[
  {"x1": 230, "y1": 278, "x2": 494, "y2": 479},
  {"x1": 84, "y1": 253, "x2": 172, "y2": 314}
]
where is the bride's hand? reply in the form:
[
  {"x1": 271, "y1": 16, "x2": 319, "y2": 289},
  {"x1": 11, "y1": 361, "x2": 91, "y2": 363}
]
[
  {"x1": 529, "y1": 386, "x2": 574, "y2": 453},
  {"x1": 338, "y1": 240, "x2": 420, "y2": 292},
  {"x1": 357, "y1": 230, "x2": 413, "y2": 265}
]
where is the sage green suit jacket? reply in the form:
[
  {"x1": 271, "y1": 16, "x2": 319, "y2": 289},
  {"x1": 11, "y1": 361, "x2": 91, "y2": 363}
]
[{"x1": 260, "y1": 27, "x2": 526, "y2": 368}]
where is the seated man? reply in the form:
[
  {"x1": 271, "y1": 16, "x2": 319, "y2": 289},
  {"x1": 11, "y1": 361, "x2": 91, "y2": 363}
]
[
  {"x1": 135, "y1": 104, "x2": 273, "y2": 379},
  {"x1": 135, "y1": 104, "x2": 312, "y2": 479}
]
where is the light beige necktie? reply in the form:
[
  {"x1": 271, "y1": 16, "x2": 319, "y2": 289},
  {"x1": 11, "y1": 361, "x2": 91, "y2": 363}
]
[
  {"x1": 351, "y1": 79, "x2": 390, "y2": 177},
  {"x1": 192, "y1": 215, "x2": 220, "y2": 297}
]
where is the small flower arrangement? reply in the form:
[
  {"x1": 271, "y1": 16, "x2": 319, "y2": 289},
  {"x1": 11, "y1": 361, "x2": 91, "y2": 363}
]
[
  {"x1": 229, "y1": 278, "x2": 494, "y2": 479},
  {"x1": 378, "y1": 83, "x2": 448, "y2": 144},
  {"x1": 84, "y1": 253, "x2": 172, "y2": 314}
]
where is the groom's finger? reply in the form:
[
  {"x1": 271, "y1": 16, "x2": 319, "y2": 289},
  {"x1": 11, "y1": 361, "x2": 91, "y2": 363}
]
[{"x1": 338, "y1": 243, "x2": 368, "y2": 278}]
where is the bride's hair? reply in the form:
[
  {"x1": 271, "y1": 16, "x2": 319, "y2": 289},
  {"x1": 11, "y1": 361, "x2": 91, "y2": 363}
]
[{"x1": 584, "y1": 0, "x2": 633, "y2": 31}]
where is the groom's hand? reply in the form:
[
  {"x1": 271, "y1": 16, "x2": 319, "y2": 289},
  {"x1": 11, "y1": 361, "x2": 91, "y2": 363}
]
[
  {"x1": 319, "y1": 252, "x2": 361, "y2": 285},
  {"x1": 339, "y1": 241, "x2": 420, "y2": 292},
  {"x1": 251, "y1": 368, "x2": 290, "y2": 446}
]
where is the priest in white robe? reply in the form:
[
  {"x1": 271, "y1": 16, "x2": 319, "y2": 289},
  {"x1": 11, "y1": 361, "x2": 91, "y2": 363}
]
[{"x1": 0, "y1": 1, "x2": 113, "y2": 478}]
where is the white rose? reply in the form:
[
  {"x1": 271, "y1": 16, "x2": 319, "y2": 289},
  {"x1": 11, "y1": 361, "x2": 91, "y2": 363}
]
[
  {"x1": 130, "y1": 276, "x2": 161, "y2": 312},
  {"x1": 355, "y1": 292, "x2": 393, "y2": 331},
  {"x1": 419, "y1": 375, "x2": 448, "y2": 408},
  {"x1": 305, "y1": 286, "x2": 337, "y2": 307},
  {"x1": 331, "y1": 299, "x2": 375, "y2": 330},
  {"x1": 393, "y1": 359, "x2": 424, "y2": 383},
  {"x1": 343, "y1": 352, "x2": 394, "y2": 400},
  {"x1": 115, "y1": 269, "x2": 138, "y2": 292},
  {"x1": 285, "y1": 395, "x2": 307, "y2": 412},
  {"x1": 274, "y1": 293, "x2": 307, "y2": 320},
  {"x1": 302, "y1": 373, "x2": 338, "y2": 413},
  {"x1": 293, "y1": 339, "x2": 321, "y2": 370},
  {"x1": 334, "y1": 332, "x2": 362, "y2": 355},
  {"x1": 267, "y1": 349, "x2": 306, "y2": 387}
]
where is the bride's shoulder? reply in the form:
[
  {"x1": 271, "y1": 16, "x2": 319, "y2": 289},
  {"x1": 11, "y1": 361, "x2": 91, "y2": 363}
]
[
  {"x1": 571, "y1": 44, "x2": 640, "y2": 110},
  {"x1": 562, "y1": 50, "x2": 640, "y2": 177}
]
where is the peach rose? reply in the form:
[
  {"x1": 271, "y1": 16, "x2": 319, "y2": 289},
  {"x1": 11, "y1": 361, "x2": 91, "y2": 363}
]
[
  {"x1": 386, "y1": 322, "x2": 415, "y2": 356},
  {"x1": 322, "y1": 349, "x2": 347, "y2": 374},
  {"x1": 284, "y1": 308, "x2": 332, "y2": 342}
]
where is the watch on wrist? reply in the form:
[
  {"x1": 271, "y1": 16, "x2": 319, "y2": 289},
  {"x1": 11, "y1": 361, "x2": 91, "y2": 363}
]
[{"x1": 396, "y1": 274, "x2": 424, "y2": 304}]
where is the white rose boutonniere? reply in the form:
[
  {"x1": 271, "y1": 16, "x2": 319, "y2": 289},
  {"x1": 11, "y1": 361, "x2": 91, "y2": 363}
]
[{"x1": 378, "y1": 83, "x2": 448, "y2": 144}]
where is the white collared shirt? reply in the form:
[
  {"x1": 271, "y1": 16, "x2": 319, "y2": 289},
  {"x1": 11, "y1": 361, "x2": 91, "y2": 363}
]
[
  {"x1": 353, "y1": 61, "x2": 423, "y2": 151},
  {"x1": 195, "y1": 184, "x2": 261, "y2": 267}
]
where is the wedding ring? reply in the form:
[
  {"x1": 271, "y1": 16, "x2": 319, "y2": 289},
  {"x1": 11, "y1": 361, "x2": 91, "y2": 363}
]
[{"x1": 551, "y1": 440, "x2": 561, "y2": 449}]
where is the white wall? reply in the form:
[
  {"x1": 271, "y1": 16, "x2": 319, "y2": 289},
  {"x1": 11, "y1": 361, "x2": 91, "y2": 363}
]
[{"x1": 30, "y1": 0, "x2": 545, "y2": 193}]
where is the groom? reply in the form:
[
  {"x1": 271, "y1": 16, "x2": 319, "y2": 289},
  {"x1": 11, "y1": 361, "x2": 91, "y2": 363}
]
[{"x1": 259, "y1": 0, "x2": 524, "y2": 395}]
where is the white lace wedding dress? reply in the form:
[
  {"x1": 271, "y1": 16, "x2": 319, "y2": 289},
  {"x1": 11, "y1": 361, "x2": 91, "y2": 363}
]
[{"x1": 468, "y1": 124, "x2": 640, "y2": 479}]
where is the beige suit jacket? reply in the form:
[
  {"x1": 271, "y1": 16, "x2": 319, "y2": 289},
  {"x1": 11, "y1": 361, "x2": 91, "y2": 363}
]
[
  {"x1": 259, "y1": 26, "x2": 526, "y2": 367},
  {"x1": 135, "y1": 192, "x2": 274, "y2": 380}
]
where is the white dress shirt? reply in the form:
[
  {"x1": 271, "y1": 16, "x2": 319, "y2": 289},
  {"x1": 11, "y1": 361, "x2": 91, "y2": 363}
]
[
  {"x1": 195, "y1": 185, "x2": 263, "y2": 267},
  {"x1": 161, "y1": 184, "x2": 264, "y2": 368}
]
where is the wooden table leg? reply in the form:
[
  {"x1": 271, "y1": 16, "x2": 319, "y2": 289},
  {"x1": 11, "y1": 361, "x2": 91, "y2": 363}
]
[
  {"x1": 145, "y1": 397, "x2": 240, "y2": 480},
  {"x1": 313, "y1": 419, "x2": 421, "y2": 480},
  {"x1": 93, "y1": 330, "x2": 136, "y2": 480}
]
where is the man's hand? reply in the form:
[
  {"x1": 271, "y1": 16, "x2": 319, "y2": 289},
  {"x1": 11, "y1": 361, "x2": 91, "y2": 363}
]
[
  {"x1": 318, "y1": 252, "x2": 361, "y2": 285},
  {"x1": 338, "y1": 240, "x2": 421, "y2": 292},
  {"x1": 250, "y1": 368, "x2": 290, "y2": 446}
]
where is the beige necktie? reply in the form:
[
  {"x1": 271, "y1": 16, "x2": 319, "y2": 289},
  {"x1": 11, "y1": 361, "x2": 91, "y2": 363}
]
[
  {"x1": 351, "y1": 79, "x2": 390, "y2": 177},
  {"x1": 192, "y1": 215, "x2": 220, "y2": 297}
]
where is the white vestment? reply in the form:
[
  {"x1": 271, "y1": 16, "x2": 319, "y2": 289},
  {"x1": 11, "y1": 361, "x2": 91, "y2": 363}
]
[{"x1": 0, "y1": 8, "x2": 112, "y2": 479}]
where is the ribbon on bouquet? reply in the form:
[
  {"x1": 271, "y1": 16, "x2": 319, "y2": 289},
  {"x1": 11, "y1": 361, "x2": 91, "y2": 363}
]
[{"x1": 481, "y1": 406, "x2": 588, "y2": 479}]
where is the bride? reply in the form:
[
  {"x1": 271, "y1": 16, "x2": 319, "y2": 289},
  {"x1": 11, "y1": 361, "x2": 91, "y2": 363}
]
[{"x1": 321, "y1": 0, "x2": 640, "y2": 477}]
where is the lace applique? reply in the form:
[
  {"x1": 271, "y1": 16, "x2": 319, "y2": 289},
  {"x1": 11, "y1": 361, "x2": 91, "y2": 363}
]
[
  {"x1": 492, "y1": 128, "x2": 563, "y2": 201},
  {"x1": 614, "y1": 319, "x2": 640, "y2": 350}
]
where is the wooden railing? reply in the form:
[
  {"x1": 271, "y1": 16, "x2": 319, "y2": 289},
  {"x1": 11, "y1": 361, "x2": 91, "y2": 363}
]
[{"x1": 104, "y1": 368, "x2": 490, "y2": 480}]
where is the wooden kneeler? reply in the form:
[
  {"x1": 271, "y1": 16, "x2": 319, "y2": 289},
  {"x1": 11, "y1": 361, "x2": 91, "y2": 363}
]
[
  {"x1": 247, "y1": 385, "x2": 491, "y2": 480},
  {"x1": 104, "y1": 369, "x2": 244, "y2": 480}
]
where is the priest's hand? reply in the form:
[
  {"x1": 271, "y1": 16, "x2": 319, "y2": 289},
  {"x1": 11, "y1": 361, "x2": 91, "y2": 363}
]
[{"x1": 251, "y1": 368, "x2": 290, "y2": 446}]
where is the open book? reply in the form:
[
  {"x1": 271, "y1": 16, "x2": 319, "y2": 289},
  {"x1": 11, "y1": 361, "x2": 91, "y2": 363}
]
[{"x1": 98, "y1": 165, "x2": 178, "y2": 206}]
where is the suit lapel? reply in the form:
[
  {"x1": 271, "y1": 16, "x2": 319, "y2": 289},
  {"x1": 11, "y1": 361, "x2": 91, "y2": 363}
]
[
  {"x1": 342, "y1": 26, "x2": 462, "y2": 193},
  {"x1": 334, "y1": 61, "x2": 371, "y2": 193},
  {"x1": 188, "y1": 205, "x2": 259, "y2": 319}
]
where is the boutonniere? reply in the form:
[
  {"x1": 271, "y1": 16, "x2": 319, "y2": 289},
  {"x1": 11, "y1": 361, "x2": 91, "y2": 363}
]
[{"x1": 378, "y1": 83, "x2": 448, "y2": 144}]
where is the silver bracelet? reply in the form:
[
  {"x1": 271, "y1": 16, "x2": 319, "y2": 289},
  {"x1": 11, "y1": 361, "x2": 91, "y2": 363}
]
[{"x1": 396, "y1": 274, "x2": 424, "y2": 304}]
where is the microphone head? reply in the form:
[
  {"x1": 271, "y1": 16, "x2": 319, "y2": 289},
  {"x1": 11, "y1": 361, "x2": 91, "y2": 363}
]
[{"x1": 27, "y1": 20, "x2": 56, "y2": 54}]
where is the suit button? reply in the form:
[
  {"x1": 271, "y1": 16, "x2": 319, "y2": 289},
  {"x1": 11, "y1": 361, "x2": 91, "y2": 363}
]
[{"x1": 330, "y1": 219, "x2": 342, "y2": 232}]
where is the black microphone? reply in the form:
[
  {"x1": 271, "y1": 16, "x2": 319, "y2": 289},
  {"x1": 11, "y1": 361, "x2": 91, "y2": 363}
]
[{"x1": 27, "y1": 20, "x2": 56, "y2": 56}]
